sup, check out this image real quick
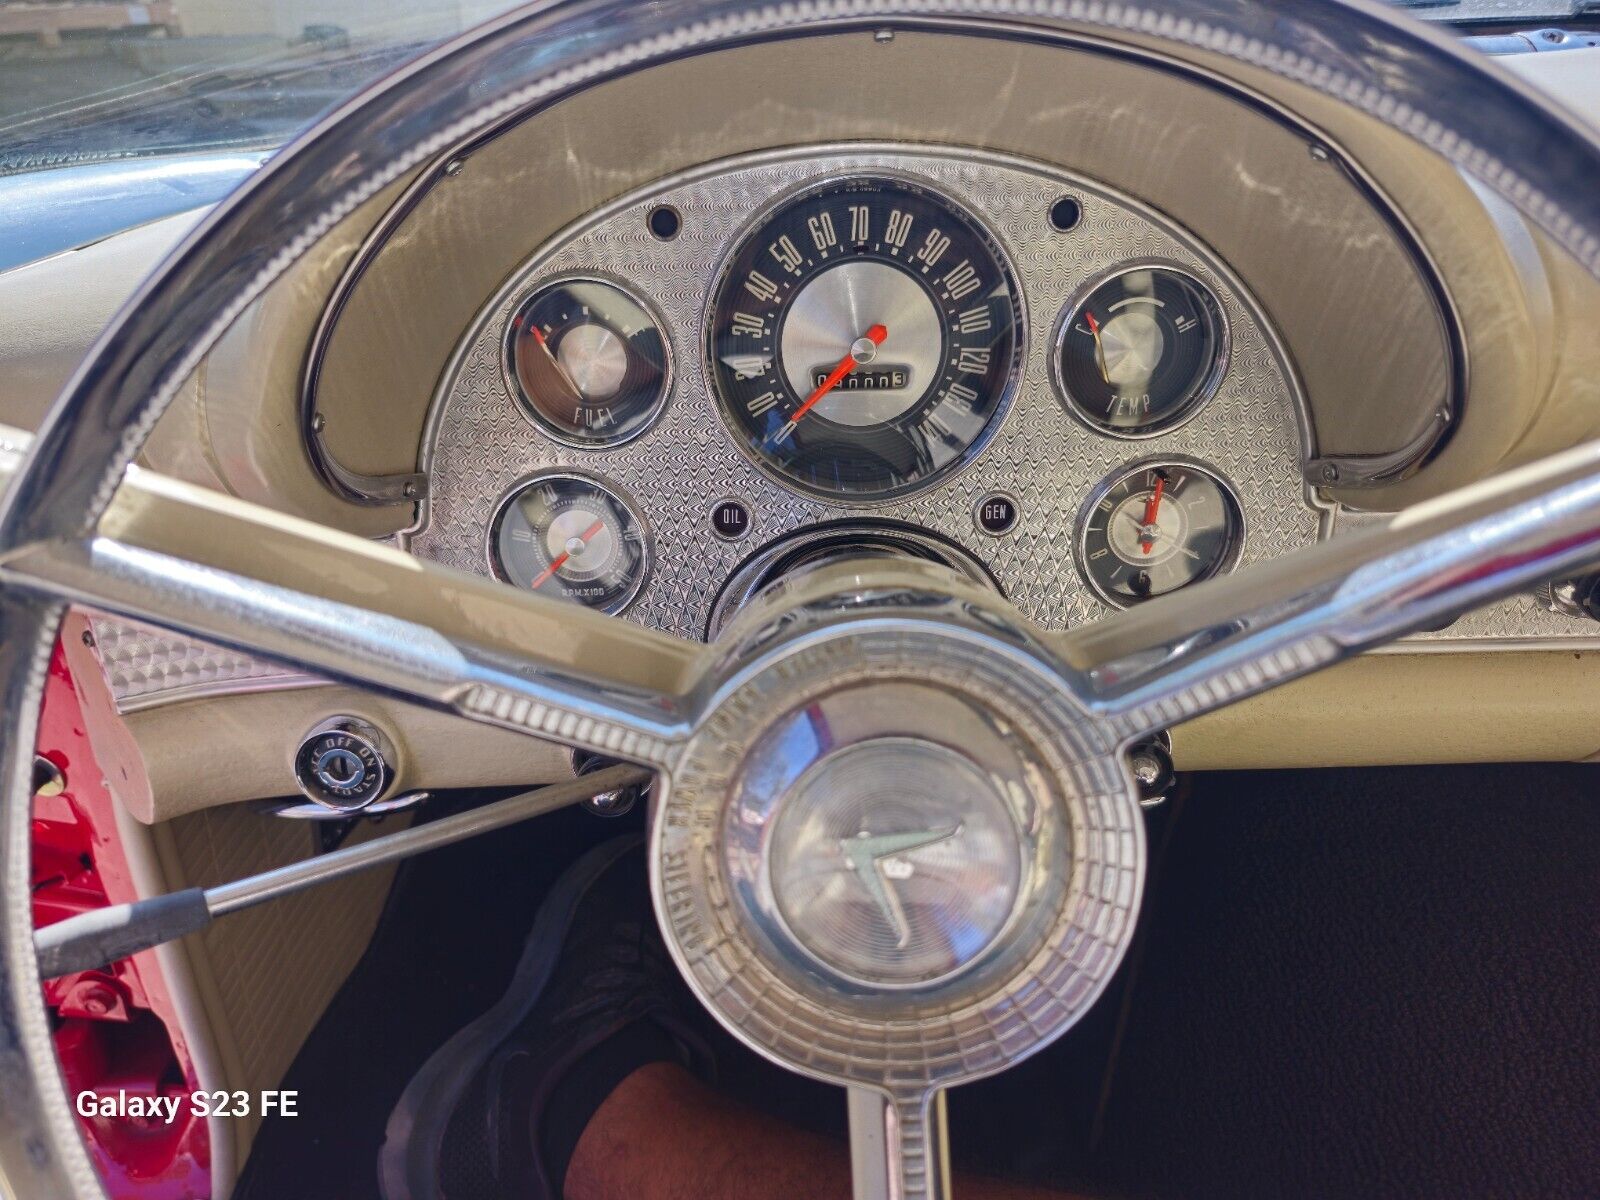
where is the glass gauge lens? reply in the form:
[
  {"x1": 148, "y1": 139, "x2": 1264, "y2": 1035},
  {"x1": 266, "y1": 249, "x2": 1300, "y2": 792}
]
[
  {"x1": 506, "y1": 279, "x2": 669, "y2": 446},
  {"x1": 1079, "y1": 461, "x2": 1244, "y2": 607},
  {"x1": 1056, "y1": 267, "x2": 1226, "y2": 436},
  {"x1": 490, "y1": 473, "x2": 649, "y2": 614},
  {"x1": 709, "y1": 176, "x2": 1022, "y2": 501}
]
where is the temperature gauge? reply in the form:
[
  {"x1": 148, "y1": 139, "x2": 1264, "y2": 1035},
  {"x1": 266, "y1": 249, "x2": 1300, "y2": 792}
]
[
  {"x1": 1078, "y1": 460, "x2": 1244, "y2": 607},
  {"x1": 489, "y1": 472, "x2": 650, "y2": 614},
  {"x1": 505, "y1": 278, "x2": 671, "y2": 447},
  {"x1": 1054, "y1": 265, "x2": 1227, "y2": 437}
]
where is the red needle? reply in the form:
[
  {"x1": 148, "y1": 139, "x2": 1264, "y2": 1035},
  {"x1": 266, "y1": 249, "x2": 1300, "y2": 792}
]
[
  {"x1": 529, "y1": 518, "x2": 606, "y2": 590},
  {"x1": 1084, "y1": 310, "x2": 1110, "y2": 384},
  {"x1": 1138, "y1": 474, "x2": 1166, "y2": 555},
  {"x1": 789, "y1": 324, "x2": 889, "y2": 424}
]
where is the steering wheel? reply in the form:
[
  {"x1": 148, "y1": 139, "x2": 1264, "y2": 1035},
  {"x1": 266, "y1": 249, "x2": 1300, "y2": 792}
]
[{"x1": 3, "y1": 2, "x2": 1600, "y2": 1197}]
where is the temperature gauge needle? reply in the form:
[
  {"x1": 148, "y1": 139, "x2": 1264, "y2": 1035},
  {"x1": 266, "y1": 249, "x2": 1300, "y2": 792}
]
[
  {"x1": 529, "y1": 518, "x2": 606, "y2": 590},
  {"x1": 791, "y1": 323, "x2": 889, "y2": 424},
  {"x1": 1137, "y1": 473, "x2": 1166, "y2": 555},
  {"x1": 1084, "y1": 311, "x2": 1110, "y2": 384}
]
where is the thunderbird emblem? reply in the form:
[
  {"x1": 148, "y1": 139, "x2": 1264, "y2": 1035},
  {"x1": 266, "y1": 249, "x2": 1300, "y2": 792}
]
[{"x1": 841, "y1": 826, "x2": 960, "y2": 948}]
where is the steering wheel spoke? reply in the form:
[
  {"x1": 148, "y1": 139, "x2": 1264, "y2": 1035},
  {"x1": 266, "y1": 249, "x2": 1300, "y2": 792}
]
[
  {"x1": 0, "y1": 441, "x2": 703, "y2": 767},
  {"x1": 1055, "y1": 440, "x2": 1600, "y2": 744},
  {"x1": 848, "y1": 1086, "x2": 951, "y2": 1200}
]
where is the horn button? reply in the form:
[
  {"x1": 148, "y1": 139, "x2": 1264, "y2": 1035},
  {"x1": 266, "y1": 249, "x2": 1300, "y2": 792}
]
[
  {"x1": 653, "y1": 566, "x2": 1145, "y2": 1090},
  {"x1": 749, "y1": 703, "x2": 1035, "y2": 991}
]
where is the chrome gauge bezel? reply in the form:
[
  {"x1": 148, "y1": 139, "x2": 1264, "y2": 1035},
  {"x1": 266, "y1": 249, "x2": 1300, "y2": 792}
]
[
  {"x1": 701, "y1": 169, "x2": 1028, "y2": 506},
  {"x1": 501, "y1": 273, "x2": 675, "y2": 450},
  {"x1": 1075, "y1": 456, "x2": 1247, "y2": 609},
  {"x1": 486, "y1": 468, "x2": 654, "y2": 615},
  {"x1": 1050, "y1": 260, "x2": 1232, "y2": 441}
]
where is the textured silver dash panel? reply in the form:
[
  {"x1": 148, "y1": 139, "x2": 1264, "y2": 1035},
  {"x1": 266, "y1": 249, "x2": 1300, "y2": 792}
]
[
  {"x1": 87, "y1": 614, "x2": 322, "y2": 713},
  {"x1": 414, "y1": 145, "x2": 1322, "y2": 637}
]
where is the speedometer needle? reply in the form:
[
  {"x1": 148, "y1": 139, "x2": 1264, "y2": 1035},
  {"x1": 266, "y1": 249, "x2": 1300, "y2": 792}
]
[
  {"x1": 529, "y1": 518, "x2": 606, "y2": 590},
  {"x1": 1137, "y1": 473, "x2": 1166, "y2": 555},
  {"x1": 790, "y1": 323, "x2": 889, "y2": 424}
]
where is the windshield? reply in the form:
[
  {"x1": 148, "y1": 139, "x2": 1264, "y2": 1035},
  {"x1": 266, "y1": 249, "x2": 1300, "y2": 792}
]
[
  {"x1": 0, "y1": 4, "x2": 518, "y2": 177},
  {"x1": 0, "y1": 0, "x2": 1588, "y2": 179}
]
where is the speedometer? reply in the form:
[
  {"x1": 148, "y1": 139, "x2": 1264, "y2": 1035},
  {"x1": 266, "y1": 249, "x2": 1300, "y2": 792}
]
[{"x1": 707, "y1": 176, "x2": 1022, "y2": 501}]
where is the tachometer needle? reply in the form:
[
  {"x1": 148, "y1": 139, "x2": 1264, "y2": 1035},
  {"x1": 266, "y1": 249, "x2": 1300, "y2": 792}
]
[
  {"x1": 1084, "y1": 310, "x2": 1110, "y2": 384},
  {"x1": 790, "y1": 323, "x2": 889, "y2": 425},
  {"x1": 529, "y1": 518, "x2": 606, "y2": 590},
  {"x1": 1137, "y1": 473, "x2": 1166, "y2": 555}
]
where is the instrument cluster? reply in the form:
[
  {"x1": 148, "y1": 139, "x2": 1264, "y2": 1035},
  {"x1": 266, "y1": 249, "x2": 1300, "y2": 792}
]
[{"x1": 413, "y1": 145, "x2": 1322, "y2": 635}]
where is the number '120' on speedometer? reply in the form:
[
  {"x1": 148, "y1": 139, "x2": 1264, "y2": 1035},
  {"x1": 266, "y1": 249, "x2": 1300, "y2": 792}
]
[{"x1": 707, "y1": 176, "x2": 1023, "y2": 501}]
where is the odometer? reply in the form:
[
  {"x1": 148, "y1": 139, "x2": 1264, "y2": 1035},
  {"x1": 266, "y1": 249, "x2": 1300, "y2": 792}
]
[{"x1": 708, "y1": 176, "x2": 1022, "y2": 501}]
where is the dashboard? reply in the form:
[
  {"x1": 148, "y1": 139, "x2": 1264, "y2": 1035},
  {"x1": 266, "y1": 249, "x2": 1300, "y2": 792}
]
[
  {"x1": 6, "y1": 27, "x2": 1600, "y2": 812},
  {"x1": 410, "y1": 146, "x2": 1320, "y2": 637}
]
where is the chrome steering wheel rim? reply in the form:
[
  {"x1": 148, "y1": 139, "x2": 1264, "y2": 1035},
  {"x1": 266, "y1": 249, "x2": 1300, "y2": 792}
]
[{"x1": 3, "y1": 2, "x2": 1600, "y2": 1197}]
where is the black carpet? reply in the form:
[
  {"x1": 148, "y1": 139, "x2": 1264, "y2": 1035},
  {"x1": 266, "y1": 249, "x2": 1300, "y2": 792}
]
[{"x1": 235, "y1": 764, "x2": 1600, "y2": 1199}]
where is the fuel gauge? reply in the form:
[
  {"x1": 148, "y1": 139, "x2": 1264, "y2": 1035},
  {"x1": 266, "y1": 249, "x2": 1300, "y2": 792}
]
[
  {"x1": 505, "y1": 278, "x2": 671, "y2": 447},
  {"x1": 490, "y1": 472, "x2": 650, "y2": 614},
  {"x1": 1078, "y1": 460, "x2": 1244, "y2": 607}
]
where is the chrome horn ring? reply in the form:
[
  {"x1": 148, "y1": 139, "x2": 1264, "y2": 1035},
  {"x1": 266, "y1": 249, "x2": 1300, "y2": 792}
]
[
  {"x1": 657, "y1": 564, "x2": 1144, "y2": 1199},
  {"x1": 1, "y1": 3, "x2": 1600, "y2": 1200}
]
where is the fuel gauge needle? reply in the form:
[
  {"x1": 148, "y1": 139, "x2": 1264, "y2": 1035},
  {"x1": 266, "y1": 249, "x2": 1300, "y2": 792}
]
[
  {"x1": 529, "y1": 518, "x2": 606, "y2": 590},
  {"x1": 529, "y1": 326, "x2": 586, "y2": 407},
  {"x1": 1084, "y1": 310, "x2": 1110, "y2": 384}
]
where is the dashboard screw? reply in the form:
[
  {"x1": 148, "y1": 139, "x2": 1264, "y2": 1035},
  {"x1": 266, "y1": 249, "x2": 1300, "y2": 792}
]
[
  {"x1": 443, "y1": 158, "x2": 465, "y2": 177},
  {"x1": 1320, "y1": 463, "x2": 1340, "y2": 484},
  {"x1": 874, "y1": 28, "x2": 894, "y2": 43}
]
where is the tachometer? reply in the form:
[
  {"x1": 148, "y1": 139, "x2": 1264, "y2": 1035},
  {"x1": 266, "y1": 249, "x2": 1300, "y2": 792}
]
[
  {"x1": 1078, "y1": 460, "x2": 1244, "y2": 606},
  {"x1": 708, "y1": 176, "x2": 1022, "y2": 501},
  {"x1": 489, "y1": 472, "x2": 650, "y2": 614}
]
